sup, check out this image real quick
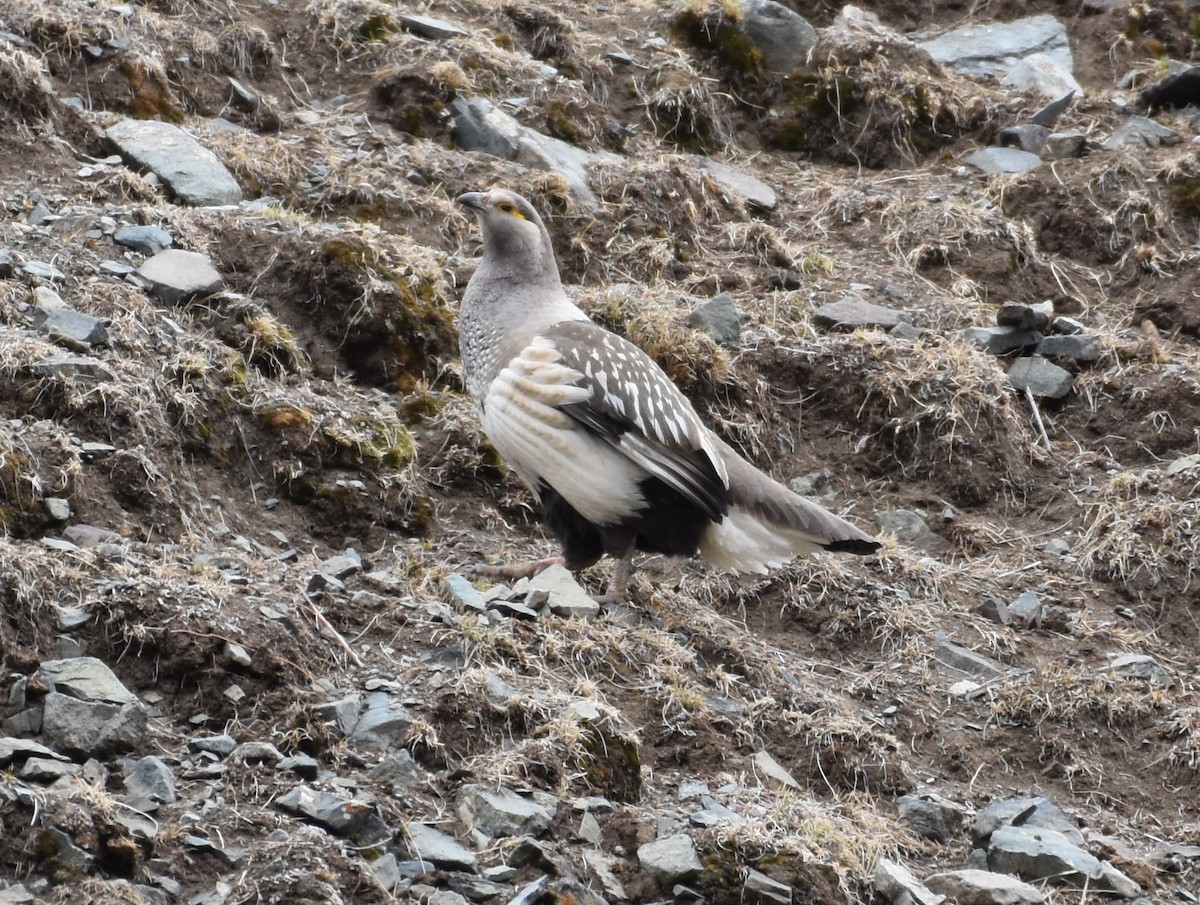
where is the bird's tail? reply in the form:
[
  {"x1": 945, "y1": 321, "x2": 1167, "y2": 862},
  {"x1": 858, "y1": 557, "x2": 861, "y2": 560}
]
[{"x1": 697, "y1": 436, "x2": 879, "y2": 574}]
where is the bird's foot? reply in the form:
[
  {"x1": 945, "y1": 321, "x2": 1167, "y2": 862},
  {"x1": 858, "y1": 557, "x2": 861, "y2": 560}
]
[{"x1": 465, "y1": 555, "x2": 565, "y2": 582}]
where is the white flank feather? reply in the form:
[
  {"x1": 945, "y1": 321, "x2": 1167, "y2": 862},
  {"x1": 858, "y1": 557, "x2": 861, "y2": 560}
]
[{"x1": 698, "y1": 505, "x2": 826, "y2": 573}]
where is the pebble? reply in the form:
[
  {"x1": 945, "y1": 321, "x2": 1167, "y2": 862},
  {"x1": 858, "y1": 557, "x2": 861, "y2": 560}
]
[
  {"x1": 1007, "y1": 356, "x2": 1073, "y2": 399},
  {"x1": 137, "y1": 249, "x2": 224, "y2": 304},
  {"x1": 637, "y1": 833, "x2": 702, "y2": 882}
]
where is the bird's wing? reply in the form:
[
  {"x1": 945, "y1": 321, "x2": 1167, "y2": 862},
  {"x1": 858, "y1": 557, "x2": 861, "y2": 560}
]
[{"x1": 536, "y1": 320, "x2": 729, "y2": 521}]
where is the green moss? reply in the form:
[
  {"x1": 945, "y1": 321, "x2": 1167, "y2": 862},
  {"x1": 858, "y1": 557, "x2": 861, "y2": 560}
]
[
  {"x1": 579, "y1": 726, "x2": 642, "y2": 803},
  {"x1": 1173, "y1": 178, "x2": 1200, "y2": 218},
  {"x1": 543, "y1": 99, "x2": 582, "y2": 143},
  {"x1": 360, "y1": 13, "x2": 395, "y2": 40},
  {"x1": 670, "y1": 9, "x2": 764, "y2": 77},
  {"x1": 347, "y1": 415, "x2": 415, "y2": 469}
]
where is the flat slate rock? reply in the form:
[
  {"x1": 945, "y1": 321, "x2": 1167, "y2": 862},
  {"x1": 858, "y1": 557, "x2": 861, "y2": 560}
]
[
  {"x1": 1001, "y1": 52, "x2": 1083, "y2": 100},
  {"x1": 405, "y1": 822, "x2": 479, "y2": 871},
  {"x1": 925, "y1": 869, "x2": 1045, "y2": 905},
  {"x1": 916, "y1": 15, "x2": 1071, "y2": 78},
  {"x1": 107, "y1": 119, "x2": 242, "y2": 206},
  {"x1": 637, "y1": 834, "x2": 702, "y2": 882},
  {"x1": 963, "y1": 326, "x2": 1041, "y2": 355},
  {"x1": 138, "y1": 249, "x2": 224, "y2": 304},
  {"x1": 814, "y1": 296, "x2": 911, "y2": 330},
  {"x1": 1007, "y1": 355, "x2": 1072, "y2": 399},
  {"x1": 399, "y1": 13, "x2": 469, "y2": 39},
  {"x1": 965, "y1": 148, "x2": 1042, "y2": 175},
  {"x1": 38, "y1": 656, "x2": 138, "y2": 704},
  {"x1": 691, "y1": 156, "x2": 777, "y2": 211}
]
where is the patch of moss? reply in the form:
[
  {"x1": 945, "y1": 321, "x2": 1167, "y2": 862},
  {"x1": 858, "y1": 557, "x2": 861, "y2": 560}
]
[
  {"x1": 670, "y1": 8, "x2": 764, "y2": 78},
  {"x1": 359, "y1": 13, "x2": 395, "y2": 41},
  {"x1": 1173, "y1": 179, "x2": 1200, "y2": 218},
  {"x1": 579, "y1": 725, "x2": 642, "y2": 803},
  {"x1": 543, "y1": 99, "x2": 582, "y2": 144}
]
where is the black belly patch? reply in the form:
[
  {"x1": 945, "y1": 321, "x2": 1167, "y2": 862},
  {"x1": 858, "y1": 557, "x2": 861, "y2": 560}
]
[{"x1": 538, "y1": 478, "x2": 717, "y2": 570}]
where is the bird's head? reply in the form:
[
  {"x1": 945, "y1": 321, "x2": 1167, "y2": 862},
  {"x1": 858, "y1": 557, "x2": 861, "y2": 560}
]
[{"x1": 456, "y1": 188, "x2": 558, "y2": 281}]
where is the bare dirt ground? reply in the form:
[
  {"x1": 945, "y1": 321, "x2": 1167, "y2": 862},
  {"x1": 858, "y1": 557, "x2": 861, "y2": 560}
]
[{"x1": 1, "y1": 0, "x2": 1199, "y2": 903}]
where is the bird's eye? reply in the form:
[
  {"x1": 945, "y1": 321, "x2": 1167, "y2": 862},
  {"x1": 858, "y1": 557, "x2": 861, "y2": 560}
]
[{"x1": 496, "y1": 200, "x2": 515, "y2": 213}]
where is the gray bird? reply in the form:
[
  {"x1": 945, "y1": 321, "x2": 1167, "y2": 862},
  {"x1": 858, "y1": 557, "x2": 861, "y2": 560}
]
[{"x1": 456, "y1": 187, "x2": 879, "y2": 600}]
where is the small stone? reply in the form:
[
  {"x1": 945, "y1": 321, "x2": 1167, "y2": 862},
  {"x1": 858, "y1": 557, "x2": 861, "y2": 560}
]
[
  {"x1": 996, "y1": 301, "x2": 1053, "y2": 332},
  {"x1": 137, "y1": 249, "x2": 224, "y2": 304},
  {"x1": 398, "y1": 13, "x2": 469, "y2": 40},
  {"x1": 932, "y1": 640, "x2": 1005, "y2": 680},
  {"x1": 183, "y1": 834, "x2": 249, "y2": 868},
  {"x1": 965, "y1": 148, "x2": 1042, "y2": 175},
  {"x1": 1002, "y1": 52, "x2": 1083, "y2": 101},
  {"x1": 444, "y1": 573, "x2": 487, "y2": 611},
  {"x1": 369, "y1": 852, "x2": 403, "y2": 892},
  {"x1": 125, "y1": 756, "x2": 177, "y2": 805},
  {"x1": 30, "y1": 354, "x2": 115, "y2": 382},
  {"x1": 367, "y1": 749, "x2": 426, "y2": 787},
  {"x1": 107, "y1": 118, "x2": 242, "y2": 205},
  {"x1": 350, "y1": 692, "x2": 413, "y2": 751},
  {"x1": 751, "y1": 750, "x2": 800, "y2": 790},
  {"x1": 876, "y1": 509, "x2": 951, "y2": 554},
  {"x1": 1043, "y1": 131, "x2": 1087, "y2": 159},
  {"x1": 1106, "y1": 652, "x2": 1175, "y2": 687},
  {"x1": 925, "y1": 869, "x2": 1045, "y2": 905},
  {"x1": 0, "y1": 737, "x2": 72, "y2": 767},
  {"x1": 691, "y1": 157, "x2": 777, "y2": 211},
  {"x1": 814, "y1": 296, "x2": 912, "y2": 331},
  {"x1": 1007, "y1": 356, "x2": 1073, "y2": 399},
  {"x1": 685, "y1": 292, "x2": 742, "y2": 347},
  {"x1": 319, "y1": 548, "x2": 362, "y2": 579},
  {"x1": 19, "y1": 756, "x2": 81, "y2": 782},
  {"x1": 962, "y1": 326, "x2": 1041, "y2": 355},
  {"x1": 1008, "y1": 591, "x2": 1045, "y2": 628},
  {"x1": 22, "y1": 261, "x2": 67, "y2": 280},
  {"x1": 113, "y1": 225, "x2": 173, "y2": 255},
  {"x1": 188, "y1": 734, "x2": 237, "y2": 757},
  {"x1": 38, "y1": 657, "x2": 137, "y2": 704},
  {"x1": 577, "y1": 812, "x2": 603, "y2": 844},
  {"x1": 1036, "y1": 334, "x2": 1101, "y2": 363},
  {"x1": 739, "y1": 0, "x2": 817, "y2": 73},
  {"x1": 898, "y1": 794, "x2": 967, "y2": 843},
  {"x1": 529, "y1": 564, "x2": 599, "y2": 618},
  {"x1": 278, "y1": 754, "x2": 321, "y2": 779},
  {"x1": 977, "y1": 597, "x2": 1010, "y2": 625},
  {"x1": 41, "y1": 692, "x2": 148, "y2": 756},
  {"x1": 973, "y1": 797, "x2": 1084, "y2": 847},
  {"x1": 276, "y1": 784, "x2": 393, "y2": 846},
  {"x1": 232, "y1": 741, "x2": 284, "y2": 765},
  {"x1": 744, "y1": 869, "x2": 792, "y2": 903},
  {"x1": 1105, "y1": 115, "x2": 1180, "y2": 150},
  {"x1": 44, "y1": 497, "x2": 71, "y2": 520},
  {"x1": 457, "y1": 784, "x2": 557, "y2": 838},
  {"x1": 405, "y1": 822, "x2": 479, "y2": 872},
  {"x1": 637, "y1": 834, "x2": 702, "y2": 883},
  {"x1": 996, "y1": 124, "x2": 1050, "y2": 155},
  {"x1": 874, "y1": 857, "x2": 944, "y2": 905}
]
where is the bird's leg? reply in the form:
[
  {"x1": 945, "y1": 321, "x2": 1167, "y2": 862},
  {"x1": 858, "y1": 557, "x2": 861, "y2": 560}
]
[
  {"x1": 594, "y1": 541, "x2": 636, "y2": 605},
  {"x1": 467, "y1": 555, "x2": 564, "y2": 581}
]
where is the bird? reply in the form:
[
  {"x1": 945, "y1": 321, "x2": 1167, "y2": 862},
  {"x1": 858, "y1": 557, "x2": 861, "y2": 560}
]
[{"x1": 455, "y1": 187, "x2": 879, "y2": 601}]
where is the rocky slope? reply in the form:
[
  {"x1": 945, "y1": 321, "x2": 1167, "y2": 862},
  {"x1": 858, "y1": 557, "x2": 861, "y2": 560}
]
[{"x1": 1, "y1": 0, "x2": 1199, "y2": 903}]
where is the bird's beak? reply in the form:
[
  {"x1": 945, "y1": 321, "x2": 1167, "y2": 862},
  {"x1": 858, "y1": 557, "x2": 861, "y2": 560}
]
[{"x1": 456, "y1": 192, "x2": 486, "y2": 211}]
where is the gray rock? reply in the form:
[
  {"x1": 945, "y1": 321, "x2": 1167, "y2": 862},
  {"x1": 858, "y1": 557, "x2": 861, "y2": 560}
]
[
  {"x1": 1105, "y1": 115, "x2": 1180, "y2": 150},
  {"x1": 1106, "y1": 652, "x2": 1175, "y2": 687},
  {"x1": 232, "y1": 740, "x2": 285, "y2": 765},
  {"x1": 39, "y1": 657, "x2": 137, "y2": 704},
  {"x1": 814, "y1": 296, "x2": 912, "y2": 331},
  {"x1": 367, "y1": 749, "x2": 426, "y2": 787},
  {"x1": 1043, "y1": 131, "x2": 1087, "y2": 159},
  {"x1": 405, "y1": 822, "x2": 478, "y2": 872},
  {"x1": 1050, "y1": 315, "x2": 1086, "y2": 335},
  {"x1": 583, "y1": 849, "x2": 627, "y2": 899},
  {"x1": 686, "y1": 292, "x2": 743, "y2": 347},
  {"x1": 30, "y1": 288, "x2": 108, "y2": 347},
  {"x1": 897, "y1": 794, "x2": 967, "y2": 842},
  {"x1": 507, "y1": 878, "x2": 550, "y2": 905},
  {"x1": 114, "y1": 225, "x2": 173, "y2": 255},
  {"x1": 39, "y1": 827, "x2": 94, "y2": 873},
  {"x1": 350, "y1": 692, "x2": 413, "y2": 751},
  {"x1": 41, "y1": 692, "x2": 147, "y2": 756},
  {"x1": 44, "y1": 498, "x2": 71, "y2": 521},
  {"x1": 62, "y1": 524, "x2": 122, "y2": 547},
  {"x1": 739, "y1": 0, "x2": 817, "y2": 72},
  {"x1": 963, "y1": 326, "x2": 1041, "y2": 355},
  {"x1": 752, "y1": 749, "x2": 800, "y2": 790},
  {"x1": 29, "y1": 353, "x2": 115, "y2": 382},
  {"x1": 450, "y1": 97, "x2": 618, "y2": 208},
  {"x1": 1008, "y1": 591, "x2": 1044, "y2": 628},
  {"x1": 0, "y1": 248, "x2": 12, "y2": 278},
  {"x1": 925, "y1": 869, "x2": 1045, "y2": 905},
  {"x1": 744, "y1": 868, "x2": 791, "y2": 903},
  {"x1": 917, "y1": 15, "x2": 1071, "y2": 78},
  {"x1": 987, "y1": 826, "x2": 1112, "y2": 888},
  {"x1": 577, "y1": 811, "x2": 603, "y2": 844},
  {"x1": 19, "y1": 756, "x2": 81, "y2": 782},
  {"x1": 0, "y1": 885, "x2": 35, "y2": 905},
  {"x1": 996, "y1": 124, "x2": 1050, "y2": 155},
  {"x1": 22, "y1": 260, "x2": 66, "y2": 280},
  {"x1": 932, "y1": 640, "x2": 1005, "y2": 680},
  {"x1": 1036, "y1": 334, "x2": 1101, "y2": 363},
  {"x1": 124, "y1": 755, "x2": 177, "y2": 804},
  {"x1": 457, "y1": 784, "x2": 557, "y2": 838},
  {"x1": 399, "y1": 13, "x2": 469, "y2": 40},
  {"x1": 319, "y1": 548, "x2": 362, "y2": 579},
  {"x1": 973, "y1": 797, "x2": 1084, "y2": 847},
  {"x1": 0, "y1": 737, "x2": 68, "y2": 767},
  {"x1": 876, "y1": 509, "x2": 951, "y2": 554},
  {"x1": 188, "y1": 734, "x2": 238, "y2": 757},
  {"x1": 965, "y1": 148, "x2": 1042, "y2": 175},
  {"x1": 874, "y1": 857, "x2": 944, "y2": 905},
  {"x1": 137, "y1": 249, "x2": 224, "y2": 304},
  {"x1": 276, "y1": 784, "x2": 392, "y2": 845},
  {"x1": 529, "y1": 563, "x2": 600, "y2": 618},
  {"x1": 691, "y1": 156, "x2": 777, "y2": 211},
  {"x1": 638, "y1": 833, "x2": 702, "y2": 882},
  {"x1": 278, "y1": 753, "x2": 321, "y2": 779},
  {"x1": 1001, "y1": 52, "x2": 1082, "y2": 100},
  {"x1": 183, "y1": 834, "x2": 249, "y2": 868},
  {"x1": 977, "y1": 597, "x2": 1010, "y2": 625},
  {"x1": 368, "y1": 852, "x2": 403, "y2": 892},
  {"x1": 106, "y1": 119, "x2": 242, "y2": 205},
  {"x1": 1032, "y1": 90, "x2": 1075, "y2": 127},
  {"x1": 444, "y1": 573, "x2": 487, "y2": 611},
  {"x1": 1007, "y1": 356, "x2": 1072, "y2": 399},
  {"x1": 997, "y1": 300, "x2": 1053, "y2": 332}
]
